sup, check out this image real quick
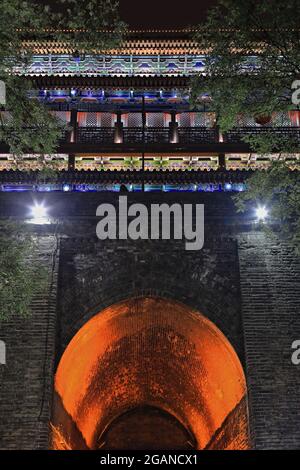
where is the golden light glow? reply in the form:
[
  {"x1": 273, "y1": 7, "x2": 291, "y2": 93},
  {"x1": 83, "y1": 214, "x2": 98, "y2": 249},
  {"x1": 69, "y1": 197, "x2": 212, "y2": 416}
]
[{"x1": 52, "y1": 297, "x2": 248, "y2": 450}]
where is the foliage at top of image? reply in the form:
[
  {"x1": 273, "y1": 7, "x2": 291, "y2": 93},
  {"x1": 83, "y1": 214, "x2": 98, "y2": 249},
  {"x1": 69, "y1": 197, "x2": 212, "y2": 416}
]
[
  {"x1": 0, "y1": 0, "x2": 126, "y2": 63},
  {"x1": 0, "y1": 0, "x2": 125, "y2": 156},
  {"x1": 0, "y1": 221, "x2": 48, "y2": 321},
  {"x1": 193, "y1": 0, "x2": 300, "y2": 141},
  {"x1": 193, "y1": 0, "x2": 300, "y2": 251},
  {"x1": 0, "y1": 77, "x2": 66, "y2": 156},
  {"x1": 42, "y1": 0, "x2": 126, "y2": 53}
]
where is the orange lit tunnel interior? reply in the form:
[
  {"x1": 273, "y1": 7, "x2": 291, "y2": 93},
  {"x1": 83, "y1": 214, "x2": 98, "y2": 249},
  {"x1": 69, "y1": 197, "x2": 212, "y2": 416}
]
[{"x1": 51, "y1": 297, "x2": 250, "y2": 450}]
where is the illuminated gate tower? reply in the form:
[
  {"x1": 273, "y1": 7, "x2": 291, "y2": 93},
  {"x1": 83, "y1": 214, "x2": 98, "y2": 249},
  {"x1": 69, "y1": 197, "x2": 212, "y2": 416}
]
[
  {"x1": 1, "y1": 28, "x2": 300, "y2": 179},
  {"x1": 0, "y1": 30, "x2": 299, "y2": 451}
]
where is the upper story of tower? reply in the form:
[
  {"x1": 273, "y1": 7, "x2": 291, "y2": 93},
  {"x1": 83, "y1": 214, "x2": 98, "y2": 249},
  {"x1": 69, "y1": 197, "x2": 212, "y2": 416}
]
[{"x1": 1, "y1": 29, "x2": 299, "y2": 177}]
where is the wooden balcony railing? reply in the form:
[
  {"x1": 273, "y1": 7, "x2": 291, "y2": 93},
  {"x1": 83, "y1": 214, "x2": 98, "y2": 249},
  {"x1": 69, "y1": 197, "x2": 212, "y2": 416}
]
[
  {"x1": 77, "y1": 127, "x2": 115, "y2": 144},
  {"x1": 123, "y1": 127, "x2": 170, "y2": 144},
  {"x1": 224, "y1": 127, "x2": 300, "y2": 144},
  {"x1": 75, "y1": 126, "x2": 219, "y2": 145},
  {"x1": 178, "y1": 127, "x2": 219, "y2": 144},
  {"x1": 2, "y1": 125, "x2": 300, "y2": 153}
]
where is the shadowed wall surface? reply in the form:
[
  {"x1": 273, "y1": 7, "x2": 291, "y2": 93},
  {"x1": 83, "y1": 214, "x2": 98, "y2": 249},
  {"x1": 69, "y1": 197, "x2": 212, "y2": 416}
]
[
  {"x1": 52, "y1": 297, "x2": 249, "y2": 450},
  {"x1": 98, "y1": 405, "x2": 196, "y2": 450}
]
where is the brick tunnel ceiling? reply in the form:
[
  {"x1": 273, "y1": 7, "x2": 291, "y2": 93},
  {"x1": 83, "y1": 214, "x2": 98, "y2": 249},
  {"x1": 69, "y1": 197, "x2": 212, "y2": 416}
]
[{"x1": 52, "y1": 297, "x2": 248, "y2": 450}]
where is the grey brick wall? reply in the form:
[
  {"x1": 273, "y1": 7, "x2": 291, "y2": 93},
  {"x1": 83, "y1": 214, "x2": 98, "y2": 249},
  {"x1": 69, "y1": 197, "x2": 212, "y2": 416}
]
[
  {"x1": 0, "y1": 234, "x2": 59, "y2": 450},
  {"x1": 238, "y1": 232, "x2": 300, "y2": 449},
  {"x1": 57, "y1": 230, "x2": 244, "y2": 363},
  {"x1": 206, "y1": 396, "x2": 250, "y2": 449},
  {"x1": 0, "y1": 192, "x2": 299, "y2": 449}
]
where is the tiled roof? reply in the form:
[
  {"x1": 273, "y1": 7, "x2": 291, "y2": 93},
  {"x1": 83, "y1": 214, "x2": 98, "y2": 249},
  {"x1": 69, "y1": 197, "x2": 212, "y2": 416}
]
[
  {"x1": 21, "y1": 29, "x2": 206, "y2": 55},
  {"x1": 23, "y1": 40, "x2": 204, "y2": 55}
]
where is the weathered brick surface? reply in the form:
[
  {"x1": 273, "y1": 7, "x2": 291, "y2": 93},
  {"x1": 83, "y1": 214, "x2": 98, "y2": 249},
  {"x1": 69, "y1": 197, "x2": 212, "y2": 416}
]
[
  {"x1": 57, "y1": 231, "x2": 244, "y2": 362},
  {"x1": 238, "y1": 232, "x2": 300, "y2": 449},
  {"x1": 206, "y1": 396, "x2": 250, "y2": 450},
  {"x1": 0, "y1": 234, "x2": 59, "y2": 450},
  {"x1": 0, "y1": 192, "x2": 299, "y2": 449}
]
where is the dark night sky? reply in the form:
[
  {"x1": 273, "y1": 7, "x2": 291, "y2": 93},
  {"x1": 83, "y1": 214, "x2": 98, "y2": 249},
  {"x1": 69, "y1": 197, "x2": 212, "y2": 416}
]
[
  {"x1": 40, "y1": 1, "x2": 217, "y2": 29},
  {"x1": 118, "y1": 0, "x2": 216, "y2": 28}
]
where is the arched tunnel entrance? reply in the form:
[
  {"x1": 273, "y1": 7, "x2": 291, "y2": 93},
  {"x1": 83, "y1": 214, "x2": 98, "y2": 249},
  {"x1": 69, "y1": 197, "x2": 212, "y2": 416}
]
[{"x1": 51, "y1": 297, "x2": 250, "y2": 450}]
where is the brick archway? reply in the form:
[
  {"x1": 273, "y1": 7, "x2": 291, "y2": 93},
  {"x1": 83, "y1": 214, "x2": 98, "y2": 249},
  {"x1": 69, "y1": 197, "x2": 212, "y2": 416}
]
[{"x1": 51, "y1": 296, "x2": 250, "y2": 450}]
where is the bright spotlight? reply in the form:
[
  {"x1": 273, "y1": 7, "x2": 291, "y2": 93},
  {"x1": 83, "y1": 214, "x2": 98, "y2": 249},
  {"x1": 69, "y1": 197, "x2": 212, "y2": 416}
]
[
  {"x1": 28, "y1": 203, "x2": 49, "y2": 224},
  {"x1": 256, "y1": 206, "x2": 268, "y2": 221},
  {"x1": 31, "y1": 203, "x2": 47, "y2": 218}
]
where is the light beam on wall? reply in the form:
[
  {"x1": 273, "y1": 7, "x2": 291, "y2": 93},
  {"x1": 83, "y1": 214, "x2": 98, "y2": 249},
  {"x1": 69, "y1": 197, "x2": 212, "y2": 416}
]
[{"x1": 28, "y1": 203, "x2": 50, "y2": 224}]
